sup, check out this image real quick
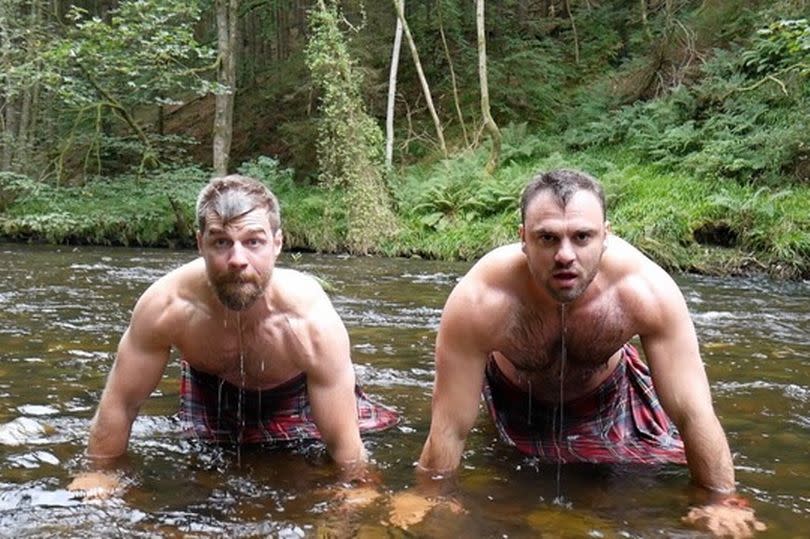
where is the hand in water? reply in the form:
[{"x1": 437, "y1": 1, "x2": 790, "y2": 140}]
[
  {"x1": 332, "y1": 485, "x2": 382, "y2": 509},
  {"x1": 67, "y1": 471, "x2": 122, "y2": 501},
  {"x1": 387, "y1": 491, "x2": 464, "y2": 530},
  {"x1": 683, "y1": 503, "x2": 766, "y2": 538}
]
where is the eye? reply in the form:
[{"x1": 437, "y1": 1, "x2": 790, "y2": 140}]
[
  {"x1": 575, "y1": 232, "x2": 591, "y2": 243},
  {"x1": 214, "y1": 238, "x2": 231, "y2": 248},
  {"x1": 539, "y1": 234, "x2": 557, "y2": 244}
]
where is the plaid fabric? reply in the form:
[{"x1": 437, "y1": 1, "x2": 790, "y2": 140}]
[
  {"x1": 483, "y1": 344, "x2": 686, "y2": 464},
  {"x1": 179, "y1": 360, "x2": 399, "y2": 444}
]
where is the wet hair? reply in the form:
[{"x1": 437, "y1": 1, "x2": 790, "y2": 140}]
[
  {"x1": 196, "y1": 174, "x2": 281, "y2": 233},
  {"x1": 519, "y1": 169, "x2": 606, "y2": 223}
]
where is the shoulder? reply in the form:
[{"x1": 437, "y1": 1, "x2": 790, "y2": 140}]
[
  {"x1": 600, "y1": 236, "x2": 688, "y2": 329},
  {"x1": 272, "y1": 268, "x2": 346, "y2": 340},
  {"x1": 454, "y1": 243, "x2": 524, "y2": 302},
  {"x1": 271, "y1": 267, "x2": 335, "y2": 319},
  {"x1": 441, "y1": 244, "x2": 525, "y2": 336},
  {"x1": 128, "y1": 258, "x2": 207, "y2": 339},
  {"x1": 271, "y1": 268, "x2": 349, "y2": 366}
]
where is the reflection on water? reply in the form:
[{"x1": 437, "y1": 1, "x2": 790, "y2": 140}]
[{"x1": 0, "y1": 243, "x2": 808, "y2": 537}]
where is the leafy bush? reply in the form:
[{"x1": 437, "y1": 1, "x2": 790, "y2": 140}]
[{"x1": 563, "y1": 13, "x2": 809, "y2": 185}]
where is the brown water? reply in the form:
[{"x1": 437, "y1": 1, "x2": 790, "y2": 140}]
[{"x1": 0, "y1": 243, "x2": 808, "y2": 538}]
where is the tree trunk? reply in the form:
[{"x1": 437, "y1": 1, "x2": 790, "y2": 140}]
[
  {"x1": 15, "y1": 0, "x2": 42, "y2": 173},
  {"x1": 0, "y1": 6, "x2": 17, "y2": 171},
  {"x1": 564, "y1": 0, "x2": 580, "y2": 64},
  {"x1": 640, "y1": 0, "x2": 649, "y2": 30},
  {"x1": 476, "y1": 0, "x2": 501, "y2": 174},
  {"x1": 392, "y1": 0, "x2": 447, "y2": 158},
  {"x1": 213, "y1": 0, "x2": 239, "y2": 176},
  {"x1": 157, "y1": 104, "x2": 164, "y2": 136},
  {"x1": 385, "y1": 3, "x2": 404, "y2": 169},
  {"x1": 2, "y1": 99, "x2": 18, "y2": 171},
  {"x1": 439, "y1": 2, "x2": 469, "y2": 147}
]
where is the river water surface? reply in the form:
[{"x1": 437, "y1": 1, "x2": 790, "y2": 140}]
[{"x1": 0, "y1": 244, "x2": 808, "y2": 538}]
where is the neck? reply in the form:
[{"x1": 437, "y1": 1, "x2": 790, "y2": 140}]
[{"x1": 201, "y1": 280, "x2": 274, "y2": 328}]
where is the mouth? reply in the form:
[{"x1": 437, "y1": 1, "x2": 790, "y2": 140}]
[
  {"x1": 552, "y1": 271, "x2": 579, "y2": 287},
  {"x1": 216, "y1": 272, "x2": 259, "y2": 286}
]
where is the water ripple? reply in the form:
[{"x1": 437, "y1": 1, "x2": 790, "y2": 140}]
[{"x1": 714, "y1": 380, "x2": 810, "y2": 403}]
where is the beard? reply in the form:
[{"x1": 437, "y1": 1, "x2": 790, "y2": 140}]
[
  {"x1": 209, "y1": 270, "x2": 271, "y2": 311},
  {"x1": 547, "y1": 279, "x2": 590, "y2": 303},
  {"x1": 545, "y1": 264, "x2": 600, "y2": 304}
]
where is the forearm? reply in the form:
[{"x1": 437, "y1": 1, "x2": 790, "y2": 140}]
[
  {"x1": 86, "y1": 402, "x2": 137, "y2": 460},
  {"x1": 331, "y1": 439, "x2": 366, "y2": 466},
  {"x1": 681, "y1": 413, "x2": 735, "y2": 493},
  {"x1": 417, "y1": 429, "x2": 465, "y2": 474}
]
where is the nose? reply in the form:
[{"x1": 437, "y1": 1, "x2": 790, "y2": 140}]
[
  {"x1": 554, "y1": 239, "x2": 575, "y2": 266},
  {"x1": 227, "y1": 242, "x2": 249, "y2": 270}
]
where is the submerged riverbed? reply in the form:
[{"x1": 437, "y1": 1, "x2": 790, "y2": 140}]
[{"x1": 0, "y1": 244, "x2": 808, "y2": 537}]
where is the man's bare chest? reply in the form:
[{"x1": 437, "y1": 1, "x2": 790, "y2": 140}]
[
  {"x1": 497, "y1": 302, "x2": 635, "y2": 395},
  {"x1": 174, "y1": 320, "x2": 298, "y2": 388}
]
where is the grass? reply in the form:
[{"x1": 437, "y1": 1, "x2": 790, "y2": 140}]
[{"x1": 1, "y1": 145, "x2": 808, "y2": 278}]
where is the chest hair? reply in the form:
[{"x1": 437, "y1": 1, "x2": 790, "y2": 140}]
[{"x1": 500, "y1": 300, "x2": 632, "y2": 392}]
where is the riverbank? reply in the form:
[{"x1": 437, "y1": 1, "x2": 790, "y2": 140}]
[{"x1": 1, "y1": 148, "x2": 808, "y2": 279}]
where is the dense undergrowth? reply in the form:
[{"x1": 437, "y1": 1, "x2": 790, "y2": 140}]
[
  {"x1": 1, "y1": 1, "x2": 808, "y2": 278},
  {"x1": 2, "y1": 135, "x2": 808, "y2": 278}
]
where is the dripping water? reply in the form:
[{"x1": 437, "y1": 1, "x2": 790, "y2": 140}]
[
  {"x1": 554, "y1": 303, "x2": 567, "y2": 505},
  {"x1": 217, "y1": 379, "x2": 225, "y2": 437},
  {"x1": 218, "y1": 311, "x2": 229, "y2": 439},
  {"x1": 236, "y1": 313, "x2": 245, "y2": 466},
  {"x1": 258, "y1": 359, "x2": 265, "y2": 432}
]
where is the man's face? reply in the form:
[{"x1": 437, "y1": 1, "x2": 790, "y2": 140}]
[
  {"x1": 519, "y1": 189, "x2": 608, "y2": 303},
  {"x1": 197, "y1": 208, "x2": 282, "y2": 311}
]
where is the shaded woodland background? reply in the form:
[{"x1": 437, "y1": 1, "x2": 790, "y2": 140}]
[{"x1": 1, "y1": 0, "x2": 808, "y2": 275}]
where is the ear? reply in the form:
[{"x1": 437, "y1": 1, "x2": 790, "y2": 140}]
[
  {"x1": 273, "y1": 229, "x2": 284, "y2": 256},
  {"x1": 519, "y1": 223, "x2": 527, "y2": 253},
  {"x1": 603, "y1": 221, "x2": 612, "y2": 251},
  {"x1": 196, "y1": 230, "x2": 203, "y2": 254}
]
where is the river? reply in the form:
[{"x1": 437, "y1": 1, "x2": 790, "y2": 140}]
[{"x1": 0, "y1": 244, "x2": 808, "y2": 537}]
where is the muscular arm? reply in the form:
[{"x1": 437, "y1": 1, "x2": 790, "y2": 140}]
[
  {"x1": 418, "y1": 285, "x2": 489, "y2": 474},
  {"x1": 289, "y1": 296, "x2": 365, "y2": 468},
  {"x1": 87, "y1": 288, "x2": 173, "y2": 460},
  {"x1": 638, "y1": 270, "x2": 735, "y2": 493}
]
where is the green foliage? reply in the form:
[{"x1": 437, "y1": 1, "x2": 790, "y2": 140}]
[
  {"x1": 742, "y1": 18, "x2": 810, "y2": 76},
  {"x1": 49, "y1": 1, "x2": 218, "y2": 107},
  {"x1": 2, "y1": 151, "x2": 809, "y2": 277},
  {"x1": 565, "y1": 13, "x2": 809, "y2": 186},
  {"x1": 703, "y1": 185, "x2": 810, "y2": 276},
  {"x1": 0, "y1": 166, "x2": 210, "y2": 246},
  {"x1": 39, "y1": 0, "x2": 218, "y2": 178},
  {"x1": 0, "y1": 172, "x2": 41, "y2": 212},
  {"x1": 486, "y1": 37, "x2": 570, "y2": 127},
  {"x1": 305, "y1": 0, "x2": 396, "y2": 254},
  {"x1": 398, "y1": 124, "x2": 556, "y2": 236},
  {"x1": 3, "y1": 0, "x2": 809, "y2": 279}
]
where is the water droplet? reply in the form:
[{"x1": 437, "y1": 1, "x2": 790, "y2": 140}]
[{"x1": 556, "y1": 303, "x2": 567, "y2": 501}]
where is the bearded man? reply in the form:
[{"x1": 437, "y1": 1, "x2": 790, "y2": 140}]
[
  {"x1": 413, "y1": 169, "x2": 764, "y2": 537},
  {"x1": 70, "y1": 175, "x2": 397, "y2": 497}
]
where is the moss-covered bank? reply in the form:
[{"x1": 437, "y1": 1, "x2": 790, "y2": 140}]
[{"x1": 2, "y1": 145, "x2": 808, "y2": 279}]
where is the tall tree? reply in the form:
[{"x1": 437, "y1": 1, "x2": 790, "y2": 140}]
[
  {"x1": 307, "y1": 0, "x2": 396, "y2": 254},
  {"x1": 438, "y1": 2, "x2": 469, "y2": 148},
  {"x1": 392, "y1": 0, "x2": 447, "y2": 158},
  {"x1": 0, "y1": 0, "x2": 16, "y2": 171},
  {"x1": 476, "y1": 0, "x2": 501, "y2": 174},
  {"x1": 40, "y1": 0, "x2": 216, "y2": 180},
  {"x1": 385, "y1": 0, "x2": 404, "y2": 169},
  {"x1": 213, "y1": 0, "x2": 239, "y2": 176}
]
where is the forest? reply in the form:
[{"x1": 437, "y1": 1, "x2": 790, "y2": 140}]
[{"x1": 1, "y1": 0, "x2": 808, "y2": 277}]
